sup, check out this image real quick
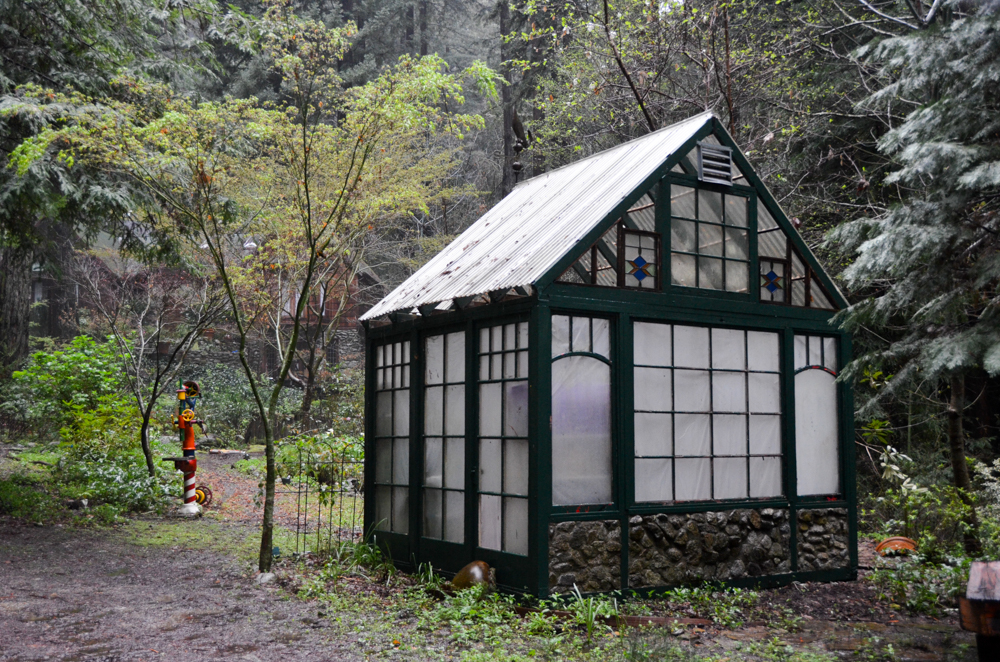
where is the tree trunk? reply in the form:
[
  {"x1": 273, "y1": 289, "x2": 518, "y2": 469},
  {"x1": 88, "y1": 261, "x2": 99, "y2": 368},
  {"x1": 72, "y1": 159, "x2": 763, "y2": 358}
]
[
  {"x1": 418, "y1": 0, "x2": 428, "y2": 56},
  {"x1": 139, "y1": 414, "x2": 156, "y2": 478},
  {"x1": 0, "y1": 247, "x2": 33, "y2": 378},
  {"x1": 948, "y1": 374, "x2": 980, "y2": 554},
  {"x1": 499, "y1": 1, "x2": 515, "y2": 197}
]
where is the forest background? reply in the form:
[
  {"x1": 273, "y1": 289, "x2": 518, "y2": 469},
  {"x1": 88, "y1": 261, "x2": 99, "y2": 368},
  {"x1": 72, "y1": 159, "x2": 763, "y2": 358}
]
[{"x1": 0, "y1": 0, "x2": 999, "y2": 610}]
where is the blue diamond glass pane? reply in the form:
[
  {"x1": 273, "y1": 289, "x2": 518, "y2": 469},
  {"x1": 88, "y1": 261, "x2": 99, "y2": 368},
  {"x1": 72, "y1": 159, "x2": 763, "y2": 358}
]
[
  {"x1": 634, "y1": 270, "x2": 647, "y2": 282},
  {"x1": 766, "y1": 281, "x2": 779, "y2": 293},
  {"x1": 765, "y1": 270, "x2": 778, "y2": 282},
  {"x1": 633, "y1": 255, "x2": 647, "y2": 269}
]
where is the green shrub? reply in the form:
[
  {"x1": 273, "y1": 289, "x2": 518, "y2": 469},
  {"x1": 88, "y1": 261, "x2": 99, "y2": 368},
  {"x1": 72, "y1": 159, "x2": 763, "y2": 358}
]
[
  {"x1": 861, "y1": 484, "x2": 975, "y2": 561},
  {"x1": 0, "y1": 475, "x2": 60, "y2": 521},
  {"x1": 190, "y1": 363, "x2": 300, "y2": 443}
]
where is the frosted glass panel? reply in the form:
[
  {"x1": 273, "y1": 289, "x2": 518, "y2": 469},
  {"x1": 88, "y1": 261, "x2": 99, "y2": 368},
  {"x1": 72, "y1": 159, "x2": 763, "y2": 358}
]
[
  {"x1": 424, "y1": 438, "x2": 443, "y2": 488},
  {"x1": 446, "y1": 332, "x2": 465, "y2": 383},
  {"x1": 699, "y1": 189, "x2": 723, "y2": 223},
  {"x1": 503, "y1": 352, "x2": 515, "y2": 379},
  {"x1": 503, "y1": 438, "x2": 529, "y2": 496},
  {"x1": 671, "y1": 185, "x2": 696, "y2": 218},
  {"x1": 749, "y1": 415, "x2": 782, "y2": 455},
  {"x1": 713, "y1": 414, "x2": 747, "y2": 455},
  {"x1": 748, "y1": 373, "x2": 781, "y2": 413},
  {"x1": 672, "y1": 253, "x2": 696, "y2": 287},
  {"x1": 808, "y1": 336, "x2": 823, "y2": 367},
  {"x1": 748, "y1": 331, "x2": 780, "y2": 372},
  {"x1": 426, "y1": 335, "x2": 444, "y2": 384},
  {"x1": 552, "y1": 315, "x2": 570, "y2": 357},
  {"x1": 392, "y1": 438, "x2": 409, "y2": 483},
  {"x1": 393, "y1": 390, "x2": 409, "y2": 436},
  {"x1": 479, "y1": 383, "x2": 502, "y2": 436},
  {"x1": 572, "y1": 317, "x2": 590, "y2": 353},
  {"x1": 517, "y1": 351, "x2": 528, "y2": 378},
  {"x1": 793, "y1": 335, "x2": 808, "y2": 370},
  {"x1": 375, "y1": 486, "x2": 391, "y2": 530},
  {"x1": 424, "y1": 386, "x2": 443, "y2": 435},
  {"x1": 750, "y1": 456, "x2": 783, "y2": 497},
  {"x1": 552, "y1": 356, "x2": 612, "y2": 505},
  {"x1": 635, "y1": 458, "x2": 673, "y2": 502},
  {"x1": 444, "y1": 491, "x2": 464, "y2": 543},
  {"x1": 714, "y1": 457, "x2": 748, "y2": 499},
  {"x1": 823, "y1": 337, "x2": 838, "y2": 371},
  {"x1": 634, "y1": 322, "x2": 672, "y2": 367},
  {"x1": 675, "y1": 458, "x2": 711, "y2": 501},
  {"x1": 674, "y1": 326, "x2": 709, "y2": 368},
  {"x1": 675, "y1": 414, "x2": 711, "y2": 455},
  {"x1": 674, "y1": 370, "x2": 710, "y2": 411},
  {"x1": 375, "y1": 392, "x2": 392, "y2": 436},
  {"x1": 518, "y1": 322, "x2": 529, "y2": 349},
  {"x1": 634, "y1": 367, "x2": 672, "y2": 411},
  {"x1": 375, "y1": 439, "x2": 392, "y2": 483},
  {"x1": 391, "y1": 487, "x2": 408, "y2": 534},
  {"x1": 634, "y1": 412, "x2": 672, "y2": 456},
  {"x1": 479, "y1": 494, "x2": 501, "y2": 550},
  {"x1": 795, "y1": 370, "x2": 840, "y2": 495},
  {"x1": 479, "y1": 438, "x2": 502, "y2": 492},
  {"x1": 423, "y1": 489, "x2": 442, "y2": 538},
  {"x1": 712, "y1": 329, "x2": 745, "y2": 370},
  {"x1": 445, "y1": 385, "x2": 465, "y2": 435},
  {"x1": 444, "y1": 438, "x2": 465, "y2": 489},
  {"x1": 712, "y1": 372, "x2": 746, "y2": 412},
  {"x1": 592, "y1": 318, "x2": 610, "y2": 359},
  {"x1": 504, "y1": 497, "x2": 529, "y2": 555},
  {"x1": 504, "y1": 381, "x2": 529, "y2": 437}
]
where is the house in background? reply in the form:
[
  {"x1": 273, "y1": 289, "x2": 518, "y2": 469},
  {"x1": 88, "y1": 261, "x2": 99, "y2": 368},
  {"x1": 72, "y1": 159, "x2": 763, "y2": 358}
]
[{"x1": 350, "y1": 112, "x2": 852, "y2": 595}]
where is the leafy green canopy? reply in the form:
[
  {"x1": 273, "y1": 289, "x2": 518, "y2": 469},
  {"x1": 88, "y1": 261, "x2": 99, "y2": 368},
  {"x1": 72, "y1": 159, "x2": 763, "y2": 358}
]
[{"x1": 831, "y1": 5, "x2": 1000, "y2": 394}]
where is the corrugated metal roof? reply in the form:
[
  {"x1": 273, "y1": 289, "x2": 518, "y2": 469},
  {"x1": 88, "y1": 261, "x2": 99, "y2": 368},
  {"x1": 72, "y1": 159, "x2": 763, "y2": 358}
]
[{"x1": 362, "y1": 112, "x2": 713, "y2": 320}]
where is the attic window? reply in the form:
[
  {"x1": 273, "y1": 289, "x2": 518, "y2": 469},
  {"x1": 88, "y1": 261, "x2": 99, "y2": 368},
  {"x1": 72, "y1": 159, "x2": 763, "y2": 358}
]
[{"x1": 697, "y1": 143, "x2": 733, "y2": 186}]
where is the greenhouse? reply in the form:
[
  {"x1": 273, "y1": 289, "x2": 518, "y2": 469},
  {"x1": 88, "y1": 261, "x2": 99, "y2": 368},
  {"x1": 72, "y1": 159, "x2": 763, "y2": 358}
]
[{"x1": 360, "y1": 112, "x2": 855, "y2": 595}]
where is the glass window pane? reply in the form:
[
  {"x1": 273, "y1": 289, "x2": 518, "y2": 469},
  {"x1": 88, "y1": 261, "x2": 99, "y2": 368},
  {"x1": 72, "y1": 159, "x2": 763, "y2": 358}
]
[
  {"x1": 503, "y1": 497, "x2": 529, "y2": 555},
  {"x1": 714, "y1": 457, "x2": 748, "y2": 499},
  {"x1": 725, "y1": 228, "x2": 748, "y2": 260},
  {"x1": 749, "y1": 414, "x2": 782, "y2": 455},
  {"x1": 671, "y1": 253, "x2": 696, "y2": 287},
  {"x1": 444, "y1": 385, "x2": 464, "y2": 436},
  {"x1": 592, "y1": 318, "x2": 610, "y2": 358},
  {"x1": 698, "y1": 257, "x2": 724, "y2": 290},
  {"x1": 713, "y1": 414, "x2": 747, "y2": 455},
  {"x1": 698, "y1": 223, "x2": 723, "y2": 256},
  {"x1": 552, "y1": 356, "x2": 613, "y2": 505},
  {"x1": 517, "y1": 351, "x2": 528, "y2": 378},
  {"x1": 424, "y1": 437, "x2": 443, "y2": 488},
  {"x1": 674, "y1": 369, "x2": 710, "y2": 411},
  {"x1": 480, "y1": 327, "x2": 489, "y2": 354},
  {"x1": 424, "y1": 386, "x2": 443, "y2": 435},
  {"x1": 795, "y1": 370, "x2": 840, "y2": 495},
  {"x1": 518, "y1": 322, "x2": 529, "y2": 349},
  {"x1": 444, "y1": 491, "x2": 464, "y2": 543},
  {"x1": 479, "y1": 383, "x2": 502, "y2": 436},
  {"x1": 671, "y1": 185, "x2": 696, "y2": 218},
  {"x1": 375, "y1": 486, "x2": 391, "y2": 531},
  {"x1": 634, "y1": 322, "x2": 671, "y2": 367},
  {"x1": 479, "y1": 494, "x2": 501, "y2": 550},
  {"x1": 426, "y1": 335, "x2": 444, "y2": 384},
  {"x1": 634, "y1": 367, "x2": 672, "y2": 412},
  {"x1": 793, "y1": 334, "x2": 808, "y2": 370},
  {"x1": 392, "y1": 366, "x2": 400, "y2": 389},
  {"x1": 376, "y1": 345, "x2": 385, "y2": 367},
  {"x1": 375, "y1": 439, "x2": 392, "y2": 483},
  {"x1": 698, "y1": 189, "x2": 723, "y2": 223},
  {"x1": 479, "y1": 438, "x2": 502, "y2": 493},
  {"x1": 748, "y1": 331, "x2": 780, "y2": 372},
  {"x1": 711, "y1": 328, "x2": 745, "y2": 370},
  {"x1": 634, "y1": 412, "x2": 672, "y2": 456},
  {"x1": 444, "y1": 437, "x2": 465, "y2": 490},
  {"x1": 675, "y1": 457, "x2": 711, "y2": 501},
  {"x1": 750, "y1": 456, "x2": 783, "y2": 497},
  {"x1": 552, "y1": 315, "x2": 570, "y2": 357},
  {"x1": 504, "y1": 381, "x2": 529, "y2": 437},
  {"x1": 392, "y1": 438, "x2": 409, "y2": 484},
  {"x1": 503, "y1": 352, "x2": 516, "y2": 379},
  {"x1": 391, "y1": 486, "x2": 408, "y2": 534},
  {"x1": 725, "y1": 261, "x2": 748, "y2": 293},
  {"x1": 712, "y1": 371, "x2": 747, "y2": 412},
  {"x1": 445, "y1": 332, "x2": 465, "y2": 383},
  {"x1": 808, "y1": 336, "x2": 823, "y2": 367},
  {"x1": 671, "y1": 219, "x2": 697, "y2": 252},
  {"x1": 725, "y1": 195, "x2": 747, "y2": 227},
  {"x1": 491, "y1": 353, "x2": 502, "y2": 378},
  {"x1": 491, "y1": 325, "x2": 502, "y2": 351},
  {"x1": 503, "y1": 438, "x2": 529, "y2": 496},
  {"x1": 674, "y1": 414, "x2": 711, "y2": 455},
  {"x1": 375, "y1": 391, "x2": 392, "y2": 437},
  {"x1": 403, "y1": 341, "x2": 410, "y2": 363},
  {"x1": 376, "y1": 366, "x2": 384, "y2": 390},
  {"x1": 504, "y1": 324, "x2": 516, "y2": 350},
  {"x1": 571, "y1": 317, "x2": 590, "y2": 353},
  {"x1": 823, "y1": 337, "x2": 838, "y2": 372},
  {"x1": 423, "y1": 488, "x2": 442, "y2": 539},
  {"x1": 674, "y1": 325, "x2": 709, "y2": 368},
  {"x1": 393, "y1": 390, "x2": 409, "y2": 436},
  {"x1": 635, "y1": 458, "x2": 673, "y2": 502},
  {"x1": 479, "y1": 355, "x2": 489, "y2": 380},
  {"x1": 748, "y1": 373, "x2": 781, "y2": 413}
]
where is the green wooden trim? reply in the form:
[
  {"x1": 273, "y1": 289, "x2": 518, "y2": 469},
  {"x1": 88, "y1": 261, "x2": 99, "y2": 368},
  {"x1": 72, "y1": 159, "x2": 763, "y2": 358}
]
[
  {"x1": 465, "y1": 317, "x2": 479, "y2": 565},
  {"x1": 363, "y1": 329, "x2": 377, "y2": 544},
  {"x1": 617, "y1": 313, "x2": 633, "y2": 589},
  {"x1": 365, "y1": 298, "x2": 536, "y2": 340},
  {"x1": 409, "y1": 327, "x2": 422, "y2": 563},
  {"x1": 841, "y1": 333, "x2": 859, "y2": 570},
  {"x1": 782, "y1": 327, "x2": 799, "y2": 572},
  {"x1": 531, "y1": 302, "x2": 551, "y2": 597}
]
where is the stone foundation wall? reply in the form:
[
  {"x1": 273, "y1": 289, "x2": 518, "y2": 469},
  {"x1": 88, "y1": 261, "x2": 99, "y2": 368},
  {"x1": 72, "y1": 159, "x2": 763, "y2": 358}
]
[
  {"x1": 795, "y1": 508, "x2": 850, "y2": 571},
  {"x1": 628, "y1": 509, "x2": 791, "y2": 588},
  {"x1": 548, "y1": 520, "x2": 621, "y2": 593}
]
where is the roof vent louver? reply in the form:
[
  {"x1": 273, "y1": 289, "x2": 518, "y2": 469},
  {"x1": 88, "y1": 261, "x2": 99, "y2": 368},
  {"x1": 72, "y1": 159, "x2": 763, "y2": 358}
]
[{"x1": 697, "y1": 143, "x2": 733, "y2": 186}]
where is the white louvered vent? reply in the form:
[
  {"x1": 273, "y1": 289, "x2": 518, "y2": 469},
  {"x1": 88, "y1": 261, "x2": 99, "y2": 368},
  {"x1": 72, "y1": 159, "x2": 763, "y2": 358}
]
[{"x1": 697, "y1": 143, "x2": 733, "y2": 186}]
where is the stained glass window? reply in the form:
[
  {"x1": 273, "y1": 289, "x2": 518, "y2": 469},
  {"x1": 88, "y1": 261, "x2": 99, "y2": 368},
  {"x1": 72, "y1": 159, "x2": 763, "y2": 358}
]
[
  {"x1": 670, "y1": 185, "x2": 749, "y2": 293},
  {"x1": 794, "y1": 335, "x2": 840, "y2": 496},
  {"x1": 423, "y1": 332, "x2": 465, "y2": 543},
  {"x1": 478, "y1": 322, "x2": 529, "y2": 555},
  {"x1": 757, "y1": 199, "x2": 836, "y2": 309},
  {"x1": 633, "y1": 323, "x2": 783, "y2": 503},
  {"x1": 374, "y1": 340, "x2": 410, "y2": 533}
]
